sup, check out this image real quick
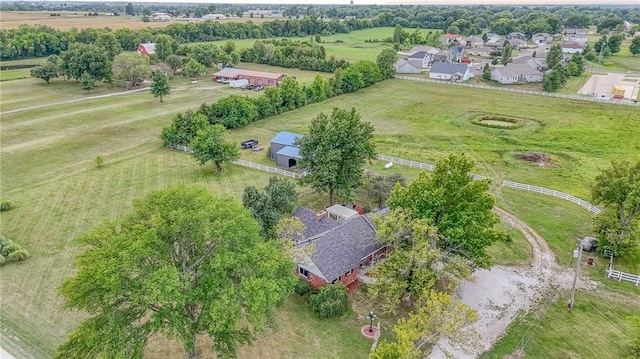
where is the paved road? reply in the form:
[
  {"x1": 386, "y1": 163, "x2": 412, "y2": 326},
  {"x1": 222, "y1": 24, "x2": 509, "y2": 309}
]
[{"x1": 0, "y1": 87, "x2": 149, "y2": 116}]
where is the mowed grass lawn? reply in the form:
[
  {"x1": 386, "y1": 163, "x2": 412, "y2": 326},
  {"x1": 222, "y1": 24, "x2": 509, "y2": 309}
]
[{"x1": 1, "y1": 75, "x2": 639, "y2": 358}]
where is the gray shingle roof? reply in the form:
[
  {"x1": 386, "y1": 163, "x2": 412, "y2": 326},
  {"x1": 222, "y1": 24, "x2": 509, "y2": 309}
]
[
  {"x1": 293, "y1": 207, "x2": 339, "y2": 239},
  {"x1": 408, "y1": 51, "x2": 428, "y2": 59},
  {"x1": 496, "y1": 63, "x2": 543, "y2": 76},
  {"x1": 294, "y1": 208, "x2": 384, "y2": 283},
  {"x1": 430, "y1": 62, "x2": 469, "y2": 75}
]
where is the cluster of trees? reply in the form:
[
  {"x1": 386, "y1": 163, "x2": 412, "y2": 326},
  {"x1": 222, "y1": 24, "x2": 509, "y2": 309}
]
[
  {"x1": 543, "y1": 44, "x2": 585, "y2": 92},
  {"x1": 591, "y1": 159, "x2": 640, "y2": 258},
  {"x1": 369, "y1": 154, "x2": 500, "y2": 357},
  {"x1": 55, "y1": 185, "x2": 297, "y2": 359},
  {"x1": 176, "y1": 41, "x2": 240, "y2": 68},
  {"x1": 240, "y1": 39, "x2": 349, "y2": 73},
  {"x1": 162, "y1": 49, "x2": 396, "y2": 145},
  {"x1": 242, "y1": 177, "x2": 298, "y2": 238},
  {"x1": 0, "y1": 235, "x2": 30, "y2": 266}
]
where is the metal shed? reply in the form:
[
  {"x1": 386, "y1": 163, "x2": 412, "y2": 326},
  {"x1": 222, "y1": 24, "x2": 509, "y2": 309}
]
[
  {"x1": 275, "y1": 146, "x2": 302, "y2": 169},
  {"x1": 270, "y1": 131, "x2": 303, "y2": 159}
]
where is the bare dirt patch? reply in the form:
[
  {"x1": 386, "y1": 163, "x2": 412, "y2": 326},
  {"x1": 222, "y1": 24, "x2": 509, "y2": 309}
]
[
  {"x1": 516, "y1": 152, "x2": 558, "y2": 168},
  {"x1": 428, "y1": 207, "x2": 578, "y2": 359}
]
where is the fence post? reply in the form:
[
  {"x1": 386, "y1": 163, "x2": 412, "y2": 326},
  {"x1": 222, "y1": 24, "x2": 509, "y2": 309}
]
[{"x1": 619, "y1": 271, "x2": 623, "y2": 281}]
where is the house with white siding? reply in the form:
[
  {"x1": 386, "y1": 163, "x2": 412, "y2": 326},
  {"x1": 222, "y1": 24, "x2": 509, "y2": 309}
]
[
  {"x1": 491, "y1": 63, "x2": 544, "y2": 84},
  {"x1": 429, "y1": 62, "x2": 473, "y2": 81},
  {"x1": 394, "y1": 59, "x2": 422, "y2": 74}
]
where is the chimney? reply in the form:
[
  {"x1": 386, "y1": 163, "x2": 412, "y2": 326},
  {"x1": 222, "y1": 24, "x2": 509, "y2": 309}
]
[{"x1": 315, "y1": 210, "x2": 327, "y2": 222}]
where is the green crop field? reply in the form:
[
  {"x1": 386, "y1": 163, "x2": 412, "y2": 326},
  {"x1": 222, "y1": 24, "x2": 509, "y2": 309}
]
[{"x1": 2, "y1": 73, "x2": 639, "y2": 358}]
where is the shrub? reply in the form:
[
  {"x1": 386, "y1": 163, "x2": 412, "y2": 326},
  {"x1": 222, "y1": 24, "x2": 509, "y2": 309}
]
[
  {"x1": 0, "y1": 254, "x2": 5, "y2": 266},
  {"x1": 8, "y1": 249, "x2": 29, "y2": 262},
  {"x1": 95, "y1": 155, "x2": 105, "y2": 168},
  {"x1": 309, "y1": 284, "x2": 348, "y2": 319},
  {"x1": 1, "y1": 242, "x2": 20, "y2": 256},
  {"x1": 294, "y1": 278, "x2": 311, "y2": 296},
  {"x1": 0, "y1": 200, "x2": 13, "y2": 211}
]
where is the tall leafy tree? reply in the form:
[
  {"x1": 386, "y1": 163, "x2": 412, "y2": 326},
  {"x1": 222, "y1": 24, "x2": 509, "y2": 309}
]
[
  {"x1": 165, "y1": 54, "x2": 184, "y2": 75},
  {"x1": 150, "y1": 72, "x2": 170, "y2": 102},
  {"x1": 112, "y1": 52, "x2": 151, "y2": 89},
  {"x1": 591, "y1": 159, "x2": 640, "y2": 257},
  {"x1": 154, "y1": 34, "x2": 174, "y2": 62},
  {"x1": 161, "y1": 110, "x2": 209, "y2": 146},
  {"x1": 125, "y1": 2, "x2": 134, "y2": 15},
  {"x1": 630, "y1": 37, "x2": 640, "y2": 57},
  {"x1": 184, "y1": 59, "x2": 206, "y2": 77},
  {"x1": 56, "y1": 186, "x2": 296, "y2": 359},
  {"x1": 190, "y1": 124, "x2": 239, "y2": 172},
  {"x1": 96, "y1": 32, "x2": 123, "y2": 60},
  {"x1": 60, "y1": 43, "x2": 111, "y2": 82},
  {"x1": 387, "y1": 154, "x2": 501, "y2": 269},
  {"x1": 298, "y1": 107, "x2": 375, "y2": 205},
  {"x1": 30, "y1": 62, "x2": 59, "y2": 84},
  {"x1": 242, "y1": 176, "x2": 298, "y2": 237},
  {"x1": 376, "y1": 48, "x2": 397, "y2": 79},
  {"x1": 546, "y1": 44, "x2": 563, "y2": 69},
  {"x1": 501, "y1": 43, "x2": 512, "y2": 65}
]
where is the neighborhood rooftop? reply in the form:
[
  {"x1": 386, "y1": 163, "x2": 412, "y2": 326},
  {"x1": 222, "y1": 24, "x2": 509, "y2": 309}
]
[
  {"x1": 495, "y1": 63, "x2": 543, "y2": 76},
  {"x1": 275, "y1": 146, "x2": 301, "y2": 159},
  {"x1": 292, "y1": 207, "x2": 339, "y2": 239},
  {"x1": 430, "y1": 62, "x2": 470, "y2": 75}
]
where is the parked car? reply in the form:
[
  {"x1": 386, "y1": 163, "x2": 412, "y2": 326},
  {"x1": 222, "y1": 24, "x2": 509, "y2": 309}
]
[{"x1": 581, "y1": 236, "x2": 597, "y2": 252}]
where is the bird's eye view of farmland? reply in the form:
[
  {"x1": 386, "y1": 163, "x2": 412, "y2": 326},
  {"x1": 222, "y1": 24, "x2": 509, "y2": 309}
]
[{"x1": 1, "y1": 1, "x2": 639, "y2": 359}]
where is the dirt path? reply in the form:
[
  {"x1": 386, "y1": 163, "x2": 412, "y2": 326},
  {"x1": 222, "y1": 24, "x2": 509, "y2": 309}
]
[{"x1": 428, "y1": 207, "x2": 576, "y2": 359}]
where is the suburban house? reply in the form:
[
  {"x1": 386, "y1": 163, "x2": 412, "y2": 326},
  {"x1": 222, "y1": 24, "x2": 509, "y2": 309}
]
[
  {"x1": 270, "y1": 131, "x2": 303, "y2": 169},
  {"x1": 485, "y1": 32, "x2": 501, "y2": 43},
  {"x1": 465, "y1": 35, "x2": 484, "y2": 48},
  {"x1": 565, "y1": 28, "x2": 589, "y2": 35},
  {"x1": 491, "y1": 63, "x2": 544, "y2": 84},
  {"x1": 532, "y1": 33, "x2": 551, "y2": 44},
  {"x1": 212, "y1": 68, "x2": 285, "y2": 87},
  {"x1": 136, "y1": 43, "x2": 156, "y2": 56},
  {"x1": 394, "y1": 58, "x2": 422, "y2": 74},
  {"x1": 566, "y1": 34, "x2": 587, "y2": 43},
  {"x1": 433, "y1": 50, "x2": 451, "y2": 63},
  {"x1": 442, "y1": 33, "x2": 463, "y2": 44},
  {"x1": 409, "y1": 45, "x2": 440, "y2": 56},
  {"x1": 292, "y1": 207, "x2": 388, "y2": 290},
  {"x1": 508, "y1": 38, "x2": 525, "y2": 50},
  {"x1": 561, "y1": 42, "x2": 585, "y2": 54},
  {"x1": 467, "y1": 46, "x2": 492, "y2": 57},
  {"x1": 506, "y1": 32, "x2": 526, "y2": 40},
  {"x1": 449, "y1": 45, "x2": 466, "y2": 62},
  {"x1": 407, "y1": 51, "x2": 431, "y2": 67},
  {"x1": 512, "y1": 55, "x2": 545, "y2": 71},
  {"x1": 429, "y1": 62, "x2": 473, "y2": 81},
  {"x1": 202, "y1": 13, "x2": 228, "y2": 20}
]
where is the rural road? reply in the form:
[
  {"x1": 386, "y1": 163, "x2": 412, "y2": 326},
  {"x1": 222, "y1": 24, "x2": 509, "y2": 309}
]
[
  {"x1": 0, "y1": 347, "x2": 15, "y2": 359},
  {"x1": 428, "y1": 207, "x2": 577, "y2": 359}
]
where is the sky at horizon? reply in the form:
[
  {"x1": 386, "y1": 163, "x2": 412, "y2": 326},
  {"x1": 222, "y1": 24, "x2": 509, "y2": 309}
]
[{"x1": 5, "y1": 0, "x2": 639, "y2": 5}]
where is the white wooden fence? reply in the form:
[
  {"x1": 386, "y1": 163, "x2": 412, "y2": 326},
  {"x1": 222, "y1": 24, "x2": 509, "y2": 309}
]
[
  {"x1": 502, "y1": 180, "x2": 602, "y2": 214},
  {"x1": 168, "y1": 145, "x2": 303, "y2": 179},
  {"x1": 395, "y1": 76, "x2": 640, "y2": 107},
  {"x1": 606, "y1": 269, "x2": 640, "y2": 286},
  {"x1": 376, "y1": 154, "x2": 487, "y2": 181}
]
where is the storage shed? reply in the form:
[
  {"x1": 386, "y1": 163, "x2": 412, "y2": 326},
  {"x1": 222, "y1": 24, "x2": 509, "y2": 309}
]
[{"x1": 270, "y1": 131, "x2": 304, "y2": 169}]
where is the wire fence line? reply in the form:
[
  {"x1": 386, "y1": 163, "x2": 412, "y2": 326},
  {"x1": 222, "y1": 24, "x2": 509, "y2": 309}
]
[
  {"x1": 168, "y1": 146, "x2": 601, "y2": 215},
  {"x1": 395, "y1": 75, "x2": 640, "y2": 107}
]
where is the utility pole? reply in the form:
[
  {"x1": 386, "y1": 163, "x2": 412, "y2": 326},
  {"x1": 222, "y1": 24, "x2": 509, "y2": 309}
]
[{"x1": 568, "y1": 240, "x2": 583, "y2": 312}]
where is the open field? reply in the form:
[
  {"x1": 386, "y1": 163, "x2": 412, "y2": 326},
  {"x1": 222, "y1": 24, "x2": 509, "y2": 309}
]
[
  {"x1": 0, "y1": 11, "x2": 276, "y2": 31},
  {"x1": 2, "y1": 74, "x2": 639, "y2": 358},
  {"x1": 480, "y1": 291, "x2": 640, "y2": 359}
]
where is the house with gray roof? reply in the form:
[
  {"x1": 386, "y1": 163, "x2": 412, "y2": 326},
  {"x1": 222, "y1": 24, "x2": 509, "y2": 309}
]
[
  {"x1": 292, "y1": 207, "x2": 388, "y2": 290},
  {"x1": 270, "y1": 131, "x2": 304, "y2": 169},
  {"x1": 491, "y1": 63, "x2": 543, "y2": 84},
  {"x1": 465, "y1": 35, "x2": 484, "y2": 48},
  {"x1": 429, "y1": 62, "x2": 473, "y2": 81},
  {"x1": 407, "y1": 51, "x2": 431, "y2": 67},
  {"x1": 433, "y1": 50, "x2": 451, "y2": 63},
  {"x1": 532, "y1": 33, "x2": 551, "y2": 44},
  {"x1": 394, "y1": 58, "x2": 422, "y2": 74}
]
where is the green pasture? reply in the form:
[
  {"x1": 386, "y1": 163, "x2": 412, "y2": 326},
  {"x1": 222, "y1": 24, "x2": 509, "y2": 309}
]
[
  {"x1": 1, "y1": 72, "x2": 639, "y2": 358},
  {"x1": 481, "y1": 292, "x2": 640, "y2": 359}
]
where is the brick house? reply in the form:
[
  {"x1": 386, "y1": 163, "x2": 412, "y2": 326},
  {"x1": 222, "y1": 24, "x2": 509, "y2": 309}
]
[{"x1": 292, "y1": 207, "x2": 388, "y2": 291}]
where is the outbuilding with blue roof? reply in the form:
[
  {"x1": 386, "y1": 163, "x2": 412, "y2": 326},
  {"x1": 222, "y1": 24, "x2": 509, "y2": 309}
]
[{"x1": 270, "y1": 131, "x2": 304, "y2": 169}]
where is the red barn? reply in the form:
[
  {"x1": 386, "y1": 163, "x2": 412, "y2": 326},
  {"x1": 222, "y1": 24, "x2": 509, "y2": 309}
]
[{"x1": 137, "y1": 43, "x2": 156, "y2": 56}]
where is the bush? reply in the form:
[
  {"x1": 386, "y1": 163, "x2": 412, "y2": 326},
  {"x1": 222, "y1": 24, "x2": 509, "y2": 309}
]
[
  {"x1": 8, "y1": 249, "x2": 29, "y2": 262},
  {"x1": 0, "y1": 200, "x2": 13, "y2": 211},
  {"x1": 0, "y1": 254, "x2": 5, "y2": 266},
  {"x1": 294, "y1": 278, "x2": 311, "y2": 296},
  {"x1": 1, "y1": 242, "x2": 20, "y2": 256},
  {"x1": 309, "y1": 284, "x2": 348, "y2": 319}
]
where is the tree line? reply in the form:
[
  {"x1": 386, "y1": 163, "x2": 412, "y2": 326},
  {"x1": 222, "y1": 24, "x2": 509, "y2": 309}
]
[
  {"x1": 161, "y1": 48, "x2": 396, "y2": 146},
  {"x1": 239, "y1": 38, "x2": 349, "y2": 73}
]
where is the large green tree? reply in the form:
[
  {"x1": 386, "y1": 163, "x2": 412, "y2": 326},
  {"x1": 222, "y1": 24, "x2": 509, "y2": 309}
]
[
  {"x1": 387, "y1": 154, "x2": 501, "y2": 268},
  {"x1": 298, "y1": 107, "x2": 376, "y2": 205},
  {"x1": 151, "y1": 71, "x2": 170, "y2": 102},
  {"x1": 56, "y1": 186, "x2": 296, "y2": 359},
  {"x1": 112, "y1": 52, "x2": 151, "y2": 89},
  {"x1": 60, "y1": 43, "x2": 111, "y2": 82},
  {"x1": 30, "y1": 62, "x2": 59, "y2": 84},
  {"x1": 630, "y1": 36, "x2": 640, "y2": 57},
  {"x1": 155, "y1": 34, "x2": 174, "y2": 62},
  {"x1": 165, "y1": 54, "x2": 184, "y2": 75},
  {"x1": 190, "y1": 124, "x2": 239, "y2": 172},
  {"x1": 546, "y1": 44, "x2": 563, "y2": 69},
  {"x1": 591, "y1": 160, "x2": 640, "y2": 257},
  {"x1": 161, "y1": 110, "x2": 209, "y2": 146},
  {"x1": 242, "y1": 176, "x2": 298, "y2": 238},
  {"x1": 376, "y1": 48, "x2": 397, "y2": 79}
]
